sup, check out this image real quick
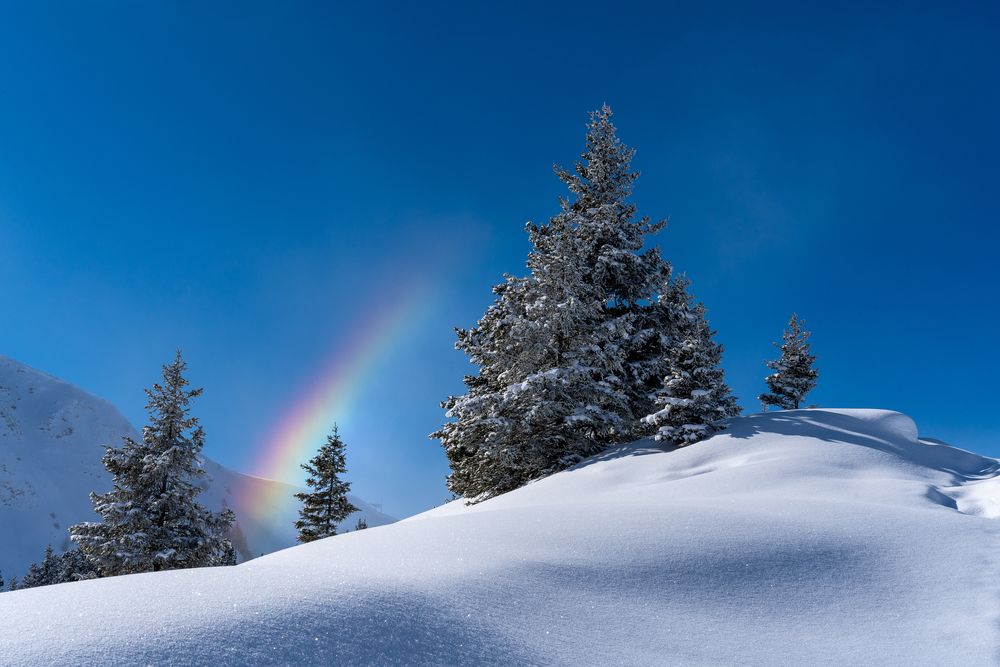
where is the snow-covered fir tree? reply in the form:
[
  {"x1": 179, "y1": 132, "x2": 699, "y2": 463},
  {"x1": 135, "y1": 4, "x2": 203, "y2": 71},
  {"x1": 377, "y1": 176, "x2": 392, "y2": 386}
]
[
  {"x1": 19, "y1": 545, "x2": 59, "y2": 589},
  {"x1": 70, "y1": 351, "x2": 234, "y2": 576},
  {"x1": 354, "y1": 517, "x2": 368, "y2": 531},
  {"x1": 759, "y1": 314, "x2": 818, "y2": 410},
  {"x1": 433, "y1": 106, "x2": 680, "y2": 500},
  {"x1": 217, "y1": 540, "x2": 237, "y2": 566},
  {"x1": 294, "y1": 425, "x2": 358, "y2": 543},
  {"x1": 643, "y1": 276, "x2": 740, "y2": 445},
  {"x1": 555, "y1": 105, "x2": 673, "y2": 431}
]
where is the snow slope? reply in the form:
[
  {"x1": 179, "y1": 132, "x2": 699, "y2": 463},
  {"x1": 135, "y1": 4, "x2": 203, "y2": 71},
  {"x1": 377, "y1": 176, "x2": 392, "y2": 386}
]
[
  {"x1": 0, "y1": 356, "x2": 394, "y2": 576},
  {"x1": 2, "y1": 409, "x2": 999, "y2": 665}
]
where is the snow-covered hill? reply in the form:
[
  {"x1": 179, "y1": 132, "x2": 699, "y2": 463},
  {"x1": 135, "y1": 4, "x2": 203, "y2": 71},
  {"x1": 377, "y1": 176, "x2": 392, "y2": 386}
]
[
  {"x1": 0, "y1": 356, "x2": 394, "y2": 577},
  {"x1": 2, "y1": 408, "x2": 999, "y2": 665}
]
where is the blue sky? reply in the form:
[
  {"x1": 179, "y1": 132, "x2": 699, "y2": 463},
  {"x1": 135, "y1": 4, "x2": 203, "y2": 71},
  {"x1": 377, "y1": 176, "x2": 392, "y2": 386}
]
[{"x1": 0, "y1": 1, "x2": 997, "y2": 518}]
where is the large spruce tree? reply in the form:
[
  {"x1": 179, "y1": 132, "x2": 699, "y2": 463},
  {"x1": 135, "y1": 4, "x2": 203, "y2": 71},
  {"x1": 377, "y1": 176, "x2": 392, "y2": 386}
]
[
  {"x1": 759, "y1": 314, "x2": 819, "y2": 410},
  {"x1": 70, "y1": 351, "x2": 233, "y2": 576},
  {"x1": 555, "y1": 105, "x2": 673, "y2": 430},
  {"x1": 294, "y1": 425, "x2": 358, "y2": 543},
  {"x1": 643, "y1": 276, "x2": 740, "y2": 445},
  {"x1": 433, "y1": 106, "x2": 676, "y2": 500}
]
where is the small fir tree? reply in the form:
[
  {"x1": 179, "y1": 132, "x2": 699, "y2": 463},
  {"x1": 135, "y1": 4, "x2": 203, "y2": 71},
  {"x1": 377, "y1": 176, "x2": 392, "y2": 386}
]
[
  {"x1": 19, "y1": 545, "x2": 59, "y2": 589},
  {"x1": 294, "y1": 425, "x2": 358, "y2": 543},
  {"x1": 217, "y1": 540, "x2": 237, "y2": 566},
  {"x1": 70, "y1": 351, "x2": 234, "y2": 576},
  {"x1": 759, "y1": 314, "x2": 818, "y2": 410},
  {"x1": 354, "y1": 517, "x2": 368, "y2": 531},
  {"x1": 643, "y1": 277, "x2": 740, "y2": 445}
]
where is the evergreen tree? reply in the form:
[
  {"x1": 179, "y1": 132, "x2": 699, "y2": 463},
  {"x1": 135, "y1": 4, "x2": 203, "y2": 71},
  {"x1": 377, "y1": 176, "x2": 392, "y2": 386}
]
[
  {"x1": 8, "y1": 576, "x2": 17, "y2": 591},
  {"x1": 759, "y1": 314, "x2": 818, "y2": 410},
  {"x1": 354, "y1": 517, "x2": 368, "y2": 531},
  {"x1": 643, "y1": 277, "x2": 740, "y2": 445},
  {"x1": 555, "y1": 105, "x2": 673, "y2": 431},
  {"x1": 294, "y1": 425, "x2": 358, "y2": 543},
  {"x1": 20, "y1": 545, "x2": 59, "y2": 589},
  {"x1": 70, "y1": 351, "x2": 234, "y2": 576},
  {"x1": 0, "y1": 568, "x2": 4, "y2": 591},
  {"x1": 433, "y1": 106, "x2": 680, "y2": 500},
  {"x1": 217, "y1": 540, "x2": 237, "y2": 566}
]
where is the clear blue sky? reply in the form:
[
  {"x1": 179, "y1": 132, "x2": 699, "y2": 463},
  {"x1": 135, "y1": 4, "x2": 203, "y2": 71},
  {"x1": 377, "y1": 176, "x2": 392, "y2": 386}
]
[{"x1": 1, "y1": 1, "x2": 997, "y2": 518}]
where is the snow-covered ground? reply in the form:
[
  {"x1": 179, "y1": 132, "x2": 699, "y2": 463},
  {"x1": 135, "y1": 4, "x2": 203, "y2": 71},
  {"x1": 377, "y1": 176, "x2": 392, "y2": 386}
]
[
  {"x1": 2, "y1": 408, "x2": 997, "y2": 665},
  {"x1": 0, "y1": 356, "x2": 393, "y2": 576}
]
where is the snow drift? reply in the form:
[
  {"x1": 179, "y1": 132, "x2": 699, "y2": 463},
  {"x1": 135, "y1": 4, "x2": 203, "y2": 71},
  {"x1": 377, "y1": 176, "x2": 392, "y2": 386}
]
[
  {"x1": 0, "y1": 356, "x2": 393, "y2": 576},
  {"x1": 2, "y1": 408, "x2": 999, "y2": 665}
]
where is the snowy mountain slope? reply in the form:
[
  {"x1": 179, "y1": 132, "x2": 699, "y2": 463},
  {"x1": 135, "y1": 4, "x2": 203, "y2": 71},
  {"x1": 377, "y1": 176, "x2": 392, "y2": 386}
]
[
  {"x1": 2, "y1": 409, "x2": 999, "y2": 665},
  {"x1": 0, "y1": 356, "x2": 394, "y2": 577}
]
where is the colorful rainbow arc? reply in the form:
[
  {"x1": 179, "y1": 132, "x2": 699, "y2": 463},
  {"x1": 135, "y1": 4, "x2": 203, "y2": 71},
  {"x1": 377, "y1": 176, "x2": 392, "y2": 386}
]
[{"x1": 243, "y1": 281, "x2": 435, "y2": 520}]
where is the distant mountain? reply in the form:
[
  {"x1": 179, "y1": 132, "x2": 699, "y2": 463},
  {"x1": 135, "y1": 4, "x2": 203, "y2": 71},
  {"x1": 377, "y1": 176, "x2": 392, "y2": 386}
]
[
  {"x1": 0, "y1": 356, "x2": 393, "y2": 577},
  {"x1": 2, "y1": 409, "x2": 998, "y2": 665}
]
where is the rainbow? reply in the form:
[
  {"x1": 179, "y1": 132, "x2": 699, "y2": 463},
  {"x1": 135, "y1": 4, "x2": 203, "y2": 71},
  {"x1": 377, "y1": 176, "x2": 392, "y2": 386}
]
[{"x1": 241, "y1": 280, "x2": 435, "y2": 520}]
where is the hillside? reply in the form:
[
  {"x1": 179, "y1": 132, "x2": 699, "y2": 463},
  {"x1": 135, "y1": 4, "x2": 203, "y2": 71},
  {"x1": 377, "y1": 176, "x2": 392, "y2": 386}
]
[
  {"x1": 0, "y1": 356, "x2": 394, "y2": 577},
  {"x1": 1, "y1": 408, "x2": 997, "y2": 665}
]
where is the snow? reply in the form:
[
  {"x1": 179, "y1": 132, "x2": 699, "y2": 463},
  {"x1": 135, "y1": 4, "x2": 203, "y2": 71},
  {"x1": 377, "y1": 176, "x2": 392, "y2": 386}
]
[
  {"x1": 0, "y1": 356, "x2": 394, "y2": 576},
  {"x1": 2, "y1": 407, "x2": 998, "y2": 664}
]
